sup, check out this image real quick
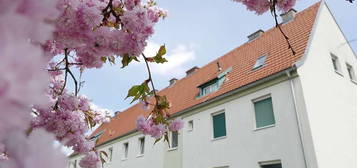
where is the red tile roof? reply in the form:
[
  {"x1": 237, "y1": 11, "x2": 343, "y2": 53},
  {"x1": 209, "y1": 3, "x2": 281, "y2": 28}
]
[{"x1": 91, "y1": 2, "x2": 321, "y2": 146}]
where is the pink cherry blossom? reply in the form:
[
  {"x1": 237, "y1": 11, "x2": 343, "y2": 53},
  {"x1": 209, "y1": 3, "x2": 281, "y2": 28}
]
[
  {"x1": 169, "y1": 118, "x2": 184, "y2": 132},
  {"x1": 79, "y1": 151, "x2": 101, "y2": 168},
  {"x1": 0, "y1": 129, "x2": 67, "y2": 168}
]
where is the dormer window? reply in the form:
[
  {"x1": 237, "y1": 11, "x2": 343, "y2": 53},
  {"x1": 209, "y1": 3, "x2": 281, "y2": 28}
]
[
  {"x1": 199, "y1": 78, "x2": 219, "y2": 96},
  {"x1": 253, "y1": 55, "x2": 267, "y2": 69},
  {"x1": 197, "y1": 67, "x2": 232, "y2": 97}
]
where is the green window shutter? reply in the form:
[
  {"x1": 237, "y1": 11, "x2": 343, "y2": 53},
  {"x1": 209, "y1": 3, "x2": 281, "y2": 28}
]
[
  {"x1": 254, "y1": 97, "x2": 275, "y2": 128},
  {"x1": 213, "y1": 112, "x2": 226, "y2": 138}
]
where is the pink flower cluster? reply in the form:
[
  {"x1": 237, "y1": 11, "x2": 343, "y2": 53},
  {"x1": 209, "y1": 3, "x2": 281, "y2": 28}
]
[
  {"x1": 45, "y1": 0, "x2": 167, "y2": 68},
  {"x1": 136, "y1": 116, "x2": 184, "y2": 139},
  {"x1": 79, "y1": 151, "x2": 101, "y2": 168},
  {"x1": 32, "y1": 77, "x2": 110, "y2": 154},
  {"x1": 0, "y1": 129, "x2": 67, "y2": 168},
  {"x1": 232, "y1": 0, "x2": 296, "y2": 15},
  {"x1": 0, "y1": 0, "x2": 68, "y2": 167},
  {"x1": 168, "y1": 118, "x2": 184, "y2": 132}
]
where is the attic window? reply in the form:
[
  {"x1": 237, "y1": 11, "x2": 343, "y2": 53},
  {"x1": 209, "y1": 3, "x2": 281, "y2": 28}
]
[
  {"x1": 253, "y1": 55, "x2": 267, "y2": 69},
  {"x1": 199, "y1": 78, "x2": 219, "y2": 97}
]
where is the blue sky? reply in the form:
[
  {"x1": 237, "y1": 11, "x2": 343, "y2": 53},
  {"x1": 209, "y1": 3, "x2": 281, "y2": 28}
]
[{"x1": 74, "y1": 0, "x2": 357, "y2": 113}]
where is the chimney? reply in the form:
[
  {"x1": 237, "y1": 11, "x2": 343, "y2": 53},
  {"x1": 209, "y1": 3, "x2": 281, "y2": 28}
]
[
  {"x1": 280, "y1": 8, "x2": 297, "y2": 23},
  {"x1": 169, "y1": 78, "x2": 178, "y2": 86},
  {"x1": 247, "y1": 29, "x2": 264, "y2": 42},
  {"x1": 186, "y1": 66, "x2": 199, "y2": 76}
]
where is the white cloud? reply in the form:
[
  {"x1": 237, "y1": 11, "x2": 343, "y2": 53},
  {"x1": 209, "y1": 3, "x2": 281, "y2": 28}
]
[{"x1": 142, "y1": 42, "x2": 196, "y2": 78}]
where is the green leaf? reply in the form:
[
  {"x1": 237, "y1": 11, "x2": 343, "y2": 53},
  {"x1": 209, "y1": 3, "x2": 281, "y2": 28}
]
[
  {"x1": 152, "y1": 45, "x2": 168, "y2": 64},
  {"x1": 121, "y1": 54, "x2": 139, "y2": 68},
  {"x1": 125, "y1": 81, "x2": 151, "y2": 103},
  {"x1": 101, "y1": 57, "x2": 107, "y2": 63}
]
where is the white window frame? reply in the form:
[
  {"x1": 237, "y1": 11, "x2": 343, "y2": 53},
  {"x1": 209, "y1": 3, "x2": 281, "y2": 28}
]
[
  {"x1": 137, "y1": 137, "x2": 145, "y2": 156},
  {"x1": 331, "y1": 53, "x2": 343, "y2": 76},
  {"x1": 346, "y1": 63, "x2": 357, "y2": 82},
  {"x1": 211, "y1": 110, "x2": 227, "y2": 141},
  {"x1": 252, "y1": 94, "x2": 276, "y2": 131},
  {"x1": 108, "y1": 147, "x2": 113, "y2": 162},
  {"x1": 253, "y1": 54, "x2": 267, "y2": 70},
  {"x1": 168, "y1": 131, "x2": 179, "y2": 151},
  {"x1": 122, "y1": 142, "x2": 129, "y2": 160},
  {"x1": 187, "y1": 120, "x2": 194, "y2": 132}
]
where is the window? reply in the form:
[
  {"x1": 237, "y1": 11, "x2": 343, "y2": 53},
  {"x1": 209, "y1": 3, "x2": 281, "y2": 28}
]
[
  {"x1": 199, "y1": 79, "x2": 219, "y2": 96},
  {"x1": 346, "y1": 64, "x2": 356, "y2": 81},
  {"x1": 260, "y1": 161, "x2": 282, "y2": 168},
  {"x1": 108, "y1": 147, "x2": 113, "y2": 161},
  {"x1": 188, "y1": 120, "x2": 193, "y2": 131},
  {"x1": 212, "y1": 112, "x2": 226, "y2": 139},
  {"x1": 138, "y1": 137, "x2": 145, "y2": 155},
  {"x1": 254, "y1": 96, "x2": 275, "y2": 128},
  {"x1": 73, "y1": 160, "x2": 77, "y2": 168},
  {"x1": 171, "y1": 131, "x2": 178, "y2": 148},
  {"x1": 253, "y1": 55, "x2": 267, "y2": 69},
  {"x1": 331, "y1": 54, "x2": 342, "y2": 73},
  {"x1": 123, "y1": 142, "x2": 129, "y2": 159}
]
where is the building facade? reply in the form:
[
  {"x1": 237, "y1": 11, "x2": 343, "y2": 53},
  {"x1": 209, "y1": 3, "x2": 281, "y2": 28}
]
[{"x1": 69, "y1": 2, "x2": 357, "y2": 168}]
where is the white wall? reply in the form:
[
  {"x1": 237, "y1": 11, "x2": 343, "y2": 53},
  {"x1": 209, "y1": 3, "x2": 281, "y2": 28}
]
[
  {"x1": 181, "y1": 80, "x2": 306, "y2": 168},
  {"x1": 297, "y1": 3, "x2": 357, "y2": 168},
  {"x1": 69, "y1": 133, "x2": 167, "y2": 168}
]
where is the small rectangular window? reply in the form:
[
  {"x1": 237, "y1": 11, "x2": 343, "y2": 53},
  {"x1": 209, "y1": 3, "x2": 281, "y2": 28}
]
[
  {"x1": 260, "y1": 161, "x2": 282, "y2": 168},
  {"x1": 171, "y1": 131, "x2": 178, "y2": 148},
  {"x1": 331, "y1": 54, "x2": 342, "y2": 73},
  {"x1": 346, "y1": 64, "x2": 356, "y2": 81},
  {"x1": 254, "y1": 96, "x2": 275, "y2": 128},
  {"x1": 188, "y1": 120, "x2": 193, "y2": 131},
  {"x1": 108, "y1": 147, "x2": 113, "y2": 161},
  {"x1": 123, "y1": 142, "x2": 129, "y2": 159},
  {"x1": 139, "y1": 137, "x2": 145, "y2": 155},
  {"x1": 253, "y1": 55, "x2": 267, "y2": 69},
  {"x1": 212, "y1": 112, "x2": 226, "y2": 138},
  {"x1": 73, "y1": 160, "x2": 77, "y2": 168}
]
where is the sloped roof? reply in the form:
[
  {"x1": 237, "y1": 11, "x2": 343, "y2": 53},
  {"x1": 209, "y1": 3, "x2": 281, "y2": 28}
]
[{"x1": 91, "y1": 2, "x2": 321, "y2": 146}]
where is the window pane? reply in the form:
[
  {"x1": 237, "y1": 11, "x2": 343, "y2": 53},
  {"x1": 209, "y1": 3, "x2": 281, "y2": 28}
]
[
  {"x1": 124, "y1": 143, "x2": 129, "y2": 158},
  {"x1": 213, "y1": 112, "x2": 226, "y2": 138},
  {"x1": 332, "y1": 58, "x2": 338, "y2": 71},
  {"x1": 261, "y1": 163, "x2": 282, "y2": 168},
  {"x1": 108, "y1": 147, "x2": 113, "y2": 161},
  {"x1": 171, "y1": 131, "x2": 178, "y2": 148},
  {"x1": 253, "y1": 55, "x2": 267, "y2": 69},
  {"x1": 139, "y1": 138, "x2": 145, "y2": 154},
  {"x1": 254, "y1": 97, "x2": 275, "y2": 128}
]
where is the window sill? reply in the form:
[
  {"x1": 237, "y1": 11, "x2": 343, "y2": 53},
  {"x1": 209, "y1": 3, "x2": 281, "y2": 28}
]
[
  {"x1": 136, "y1": 154, "x2": 144, "y2": 158},
  {"x1": 121, "y1": 158, "x2": 128, "y2": 161},
  {"x1": 335, "y1": 70, "x2": 344, "y2": 77},
  {"x1": 167, "y1": 147, "x2": 178, "y2": 152},
  {"x1": 211, "y1": 136, "x2": 227, "y2": 141},
  {"x1": 254, "y1": 124, "x2": 275, "y2": 131}
]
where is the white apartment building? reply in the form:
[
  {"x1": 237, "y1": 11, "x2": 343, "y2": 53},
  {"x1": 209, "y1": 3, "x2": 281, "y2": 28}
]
[{"x1": 69, "y1": 2, "x2": 357, "y2": 168}]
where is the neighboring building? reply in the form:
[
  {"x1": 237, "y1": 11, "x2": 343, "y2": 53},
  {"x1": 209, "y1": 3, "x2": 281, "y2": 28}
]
[{"x1": 69, "y1": 2, "x2": 357, "y2": 168}]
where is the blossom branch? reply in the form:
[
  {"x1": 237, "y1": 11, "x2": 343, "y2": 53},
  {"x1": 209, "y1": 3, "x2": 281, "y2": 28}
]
[{"x1": 270, "y1": 0, "x2": 296, "y2": 55}]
